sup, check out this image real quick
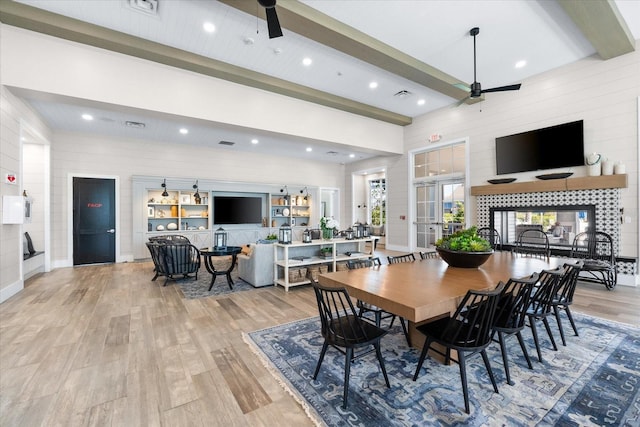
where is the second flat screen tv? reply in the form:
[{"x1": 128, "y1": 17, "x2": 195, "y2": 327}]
[
  {"x1": 495, "y1": 120, "x2": 584, "y2": 175},
  {"x1": 213, "y1": 196, "x2": 262, "y2": 225}
]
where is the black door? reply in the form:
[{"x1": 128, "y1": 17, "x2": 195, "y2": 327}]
[{"x1": 73, "y1": 177, "x2": 116, "y2": 265}]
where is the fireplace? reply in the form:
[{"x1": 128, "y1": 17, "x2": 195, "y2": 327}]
[{"x1": 475, "y1": 187, "x2": 637, "y2": 280}]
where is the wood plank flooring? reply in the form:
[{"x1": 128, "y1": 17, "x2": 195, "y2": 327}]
[{"x1": 1, "y1": 253, "x2": 638, "y2": 426}]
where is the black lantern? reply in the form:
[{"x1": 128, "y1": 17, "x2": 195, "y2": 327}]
[
  {"x1": 362, "y1": 223, "x2": 371, "y2": 237},
  {"x1": 302, "y1": 228, "x2": 312, "y2": 243},
  {"x1": 345, "y1": 227, "x2": 354, "y2": 240},
  {"x1": 214, "y1": 227, "x2": 227, "y2": 249},
  {"x1": 354, "y1": 222, "x2": 363, "y2": 239},
  {"x1": 279, "y1": 223, "x2": 292, "y2": 244}
]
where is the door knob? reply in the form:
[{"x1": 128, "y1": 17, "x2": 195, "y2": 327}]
[{"x1": 107, "y1": 229, "x2": 115, "y2": 234}]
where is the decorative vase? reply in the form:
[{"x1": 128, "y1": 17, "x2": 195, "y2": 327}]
[
  {"x1": 322, "y1": 227, "x2": 333, "y2": 240},
  {"x1": 436, "y1": 247, "x2": 493, "y2": 268}
]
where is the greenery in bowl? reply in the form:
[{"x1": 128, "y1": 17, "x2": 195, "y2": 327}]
[
  {"x1": 435, "y1": 226, "x2": 491, "y2": 252},
  {"x1": 319, "y1": 246, "x2": 333, "y2": 256},
  {"x1": 265, "y1": 234, "x2": 278, "y2": 240}
]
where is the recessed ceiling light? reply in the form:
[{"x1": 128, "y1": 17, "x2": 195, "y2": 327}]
[
  {"x1": 515, "y1": 60, "x2": 527, "y2": 68},
  {"x1": 251, "y1": 139, "x2": 259, "y2": 144},
  {"x1": 81, "y1": 114, "x2": 93, "y2": 121},
  {"x1": 203, "y1": 22, "x2": 215, "y2": 33},
  {"x1": 417, "y1": 99, "x2": 426, "y2": 106},
  {"x1": 302, "y1": 57, "x2": 312, "y2": 66},
  {"x1": 306, "y1": 147, "x2": 312, "y2": 152},
  {"x1": 349, "y1": 154, "x2": 355, "y2": 158},
  {"x1": 179, "y1": 128, "x2": 189, "y2": 135},
  {"x1": 369, "y1": 81, "x2": 378, "y2": 89}
]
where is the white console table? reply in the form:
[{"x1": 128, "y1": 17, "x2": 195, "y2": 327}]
[{"x1": 273, "y1": 237, "x2": 377, "y2": 291}]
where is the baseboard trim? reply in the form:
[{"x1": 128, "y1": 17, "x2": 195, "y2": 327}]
[{"x1": 0, "y1": 280, "x2": 24, "y2": 304}]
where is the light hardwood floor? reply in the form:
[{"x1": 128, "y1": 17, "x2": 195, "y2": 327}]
[{"x1": 1, "y1": 252, "x2": 638, "y2": 426}]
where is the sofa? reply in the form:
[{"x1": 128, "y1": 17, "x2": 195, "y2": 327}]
[{"x1": 237, "y1": 243, "x2": 275, "y2": 287}]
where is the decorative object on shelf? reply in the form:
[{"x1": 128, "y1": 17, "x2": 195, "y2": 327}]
[
  {"x1": 148, "y1": 222, "x2": 152, "y2": 231},
  {"x1": 161, "y1": 179, "x2": 169, "y2": 197},
  {"x1": 170, "y1": 205, "x2": 178, "y2": 217},
  {"x1": 345, "y1": 227, "x2": 354, "y2": 240},
  {"x1": 302, "y1": 228, "x2": 312, "y2": 243},
  {"x1": 614, "y1": 161, "x2": 626, "y2": 175},
  {"x1": 320, "y1": 217, "x2": 339, "y2": 240},
  {"x1": 362, "y1": 223, "x2": 371, "y2": 237},
  {"x1": 319, "y1": 246, "x2": 333, "y2": 259},
  {"x1": 601, "y1": 158, "x2": 614, "y2": 176},
  {"x1": 214, "y1": 227, "x2": 228, "y2": 249},
  {"x1": 279, "y1": 223, "x2": 292, "y2": 244},
  {"x1": 180, "y1": 194, "x2": 191, "y2": 204},
  {"x1": 487, "y1": 178, "x2": 516, "y2": 184},
  {"x1": 435, "y1": 226, "x2": 493, "y2": 268},
  {"x1": 198, "y1": 226, "x2": 206, "y2": 230},
  {"x1": 535, "y1": 172, "x2": 574, "y2": 180},
  {"x1": 192, "y1": 180, "x2": 201, "y2": 204},
  {"x1": 586, "y1": 152, "x2": 602, "y2": 176},
  {"x1": 271, "y1": 219, "x2": 277, "y2": 227},
  {"x1": 282, "y1": 208, "x2": 290, "y2": 217},
  {"x1": 353, "y1": 222, "x2": 363, "y2": 239},
  {"x1": 167, "y1": 222, "x2": 178, "y2": 230},
  {"x1": 201, "y1": 209, "x2": 208, "y2": 217},
  {"x1": 148, "y1": 206, "x2": 155, "y2": 217},
  {"x1": 156, "y1": 209, "x2": 166, "y2": 218},
  {"x1": 156, "y1": 224, "x2": 165, "y2": 231}
]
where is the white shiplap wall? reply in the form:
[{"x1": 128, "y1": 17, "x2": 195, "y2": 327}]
[
  {"x1": 348, "y1": 42, "x2": 639, "y2": 257},
  {"x1": 50, "y1": 132, "x2": 346, "y2": 264}
]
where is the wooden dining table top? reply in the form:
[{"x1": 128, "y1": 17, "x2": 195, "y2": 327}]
[{"x1": 318, "y1": 251, "x2": 566, "y2": 324}]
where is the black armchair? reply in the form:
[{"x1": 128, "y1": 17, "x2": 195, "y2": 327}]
[
  {"x1": 570, "y1": 231, "x2": 616, "y2": 290},
  {"x1": 146, "y1": 240, "x2": 200, "y2": 286}
]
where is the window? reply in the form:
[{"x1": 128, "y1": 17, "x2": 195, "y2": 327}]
[{"x1": 369, "y1": 179, "x2": 386, "y2": 226}]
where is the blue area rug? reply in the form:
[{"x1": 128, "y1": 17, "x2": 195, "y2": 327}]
[{"x1": 244, "y1": 313, "x2": 640, "y2": 426}]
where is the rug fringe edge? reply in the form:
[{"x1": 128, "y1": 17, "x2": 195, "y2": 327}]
[{"x1": 242, "y1": 331, "x2": 325, "y2": 427}]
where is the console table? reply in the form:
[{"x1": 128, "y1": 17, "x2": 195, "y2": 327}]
[{"x1": 273, "y1": 237, "x2": 377, "y2": 291}]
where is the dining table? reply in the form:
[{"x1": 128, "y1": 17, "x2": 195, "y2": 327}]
[{"x1": 318, "y1": 251, "x2": 566, "y2": 349}]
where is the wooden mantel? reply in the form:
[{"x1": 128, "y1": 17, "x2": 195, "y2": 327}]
[{"x1": 470, "y1": 174, "x2": 628, "y2": 196}]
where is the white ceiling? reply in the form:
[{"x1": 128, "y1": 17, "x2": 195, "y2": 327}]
[{"x1": 7, "y1": 0, "x2": 640, "y2": 163}]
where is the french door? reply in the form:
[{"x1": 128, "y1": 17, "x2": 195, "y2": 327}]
[{"x1": 414, "y1": 179, "x2": 465, "y2": 251}]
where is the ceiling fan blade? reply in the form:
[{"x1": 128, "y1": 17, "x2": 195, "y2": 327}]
[
  {"x1": 481, "y1": 83, "x2": 522, "y2": 94},
  {"x1": 265, "y1": 7, "x2": 283, "y2": 39},
  {"x1": 453, "y1": 83, "x2": 471, "y2": 92}
]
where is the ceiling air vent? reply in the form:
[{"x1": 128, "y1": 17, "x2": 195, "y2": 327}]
[
  {"x1": 326, "y1": 151, "x2": 339, "y2": 156},
  {"x1": 394, "y1": 90, "x2": 412, "y2": 98},
  {"x1": 125, "y1": 121, "x2": 146, "y2": 129},
  {"x1": 128, "y1": 0, "x2": 159, "y2": 16},
  {"x1": 219, "y1": 141, "x2": 235, "y2": 146}
]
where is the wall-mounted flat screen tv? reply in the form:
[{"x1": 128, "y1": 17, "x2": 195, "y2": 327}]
[
  {"x1": 213, "y1": 195, "x2": 263, "y2": 224},
  {"x1": 495, "y1": 120, "x2": 584, "y2": 175}
]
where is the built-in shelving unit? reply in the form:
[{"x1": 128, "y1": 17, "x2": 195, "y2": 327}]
[
  {"x1": 146, "y1": 189, "x2": 210, "y2": 232},
  {"x1": 273, "y1": 237, "x2": 376, "y2": 291},
  {"x1": 470, "y1": 174, "x2": 627, "y2": 196},
  {"x1": 270, "y1": 193, "x2": 311, "y2": 228}
]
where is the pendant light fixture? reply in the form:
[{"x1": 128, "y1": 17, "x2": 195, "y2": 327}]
[{"x1": 161, "y1": 179, "x2": 169, "y2": 197}]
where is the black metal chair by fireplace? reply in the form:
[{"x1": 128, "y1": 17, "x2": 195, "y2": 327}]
[
  {"x1": 513, "y1": 229, "x2": 550, "y2": 259},
  {"x1": 477, "y1": 227, "x2": 502, "y2": 251},
  {"x1": 570, "y1": 231, "x2": 617, "y2": 290}
]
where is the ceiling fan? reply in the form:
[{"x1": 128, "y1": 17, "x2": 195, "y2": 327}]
[
  {"x1": 258, "y1": 0, "x2": 283, "y2": 39},
  {"x1": 455, "y1": 27, "x2": 521, "y2": 105}
]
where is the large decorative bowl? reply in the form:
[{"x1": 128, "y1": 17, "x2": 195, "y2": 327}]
[{"x1": 436, "y1": 247, "x2": 493, "y2": 268}]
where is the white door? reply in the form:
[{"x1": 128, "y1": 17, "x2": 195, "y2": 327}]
[{"x1": 414, "y1": 179, "x2": 465, "y2": 251}]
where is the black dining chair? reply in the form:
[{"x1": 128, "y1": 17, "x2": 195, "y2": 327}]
[
  {"x1": 477, "y1": 227, "x2": 502, "y2": 251},
  {"x1": 346, "y1": 258, "x2": 410, "y2": 346},
  {"x1": 550, "y1": 260, "x2": 584, "y2": 345},
  {"x1": 413, "y1": 284, "x2": 504, "y2": 414},
  {"x1": 419, "y1": 251, "x2": 438, "y2": 260},
  {"x1": 570, "y1": 231, "x2": 617, "y2": 290},
  {"x1": 491, "y1": 273, "x2": 539, "y2": 385},
  {"x1": 387, "y1": 253, "x2": 416, "y2": 264},
  {"x1": 526, "y1": 267, "x2": 563, "y2": 363},
  {"x1": 311, "y1": 282, "x2": 390, "y2": 409},
  {"x1": 513, "y1": 229, "x2": 550, "y2": 259}
]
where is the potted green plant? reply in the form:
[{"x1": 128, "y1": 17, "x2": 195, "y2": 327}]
[
  {"x1": 319, "y1": 246, "x2": 333, "y2": 259},
  {"x1": 435, "y1": 226, "x2": 493, "y2": 268}
]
